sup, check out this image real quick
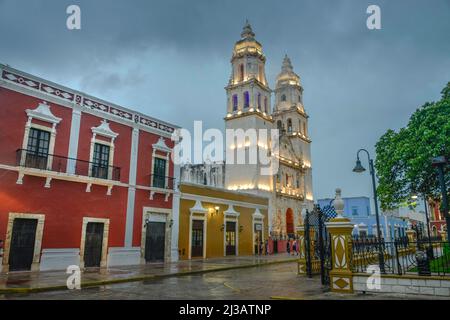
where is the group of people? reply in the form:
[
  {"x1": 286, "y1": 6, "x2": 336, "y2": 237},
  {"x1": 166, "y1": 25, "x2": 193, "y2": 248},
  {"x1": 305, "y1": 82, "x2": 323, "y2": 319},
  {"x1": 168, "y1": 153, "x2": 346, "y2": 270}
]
[
  {"x1": 254, "y1": 239, "x2": 299, "y2": 256},
  {"x1": 286, "y1": 240, "x2": 299, "y2": 256}
]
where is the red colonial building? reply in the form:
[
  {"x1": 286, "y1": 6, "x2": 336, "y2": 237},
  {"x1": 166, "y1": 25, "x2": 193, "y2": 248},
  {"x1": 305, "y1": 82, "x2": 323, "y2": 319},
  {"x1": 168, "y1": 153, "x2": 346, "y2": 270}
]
[{"x1": 0, "y1": 64, "x2": 179, "y2": 272}]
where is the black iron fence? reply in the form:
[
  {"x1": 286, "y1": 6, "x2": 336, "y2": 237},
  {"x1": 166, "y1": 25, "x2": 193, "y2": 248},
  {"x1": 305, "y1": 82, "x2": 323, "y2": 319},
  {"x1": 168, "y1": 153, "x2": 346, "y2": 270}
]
[
  {"x1": 16, "y1": 149, "x2": 121, "y2": 181},
  {"x1": 150, "y1": 174, "x2": 175, "y2": 190},
  {"x1": 352, "y1": 238, "x2": 450, "y2": 277}
]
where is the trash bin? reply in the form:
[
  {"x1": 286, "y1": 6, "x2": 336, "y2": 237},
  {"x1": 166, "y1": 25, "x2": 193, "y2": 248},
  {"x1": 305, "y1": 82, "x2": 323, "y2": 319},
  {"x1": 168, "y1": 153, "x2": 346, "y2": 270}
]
[{"x1": 416, "y1": 250, "x2": 431, "y2": 276}]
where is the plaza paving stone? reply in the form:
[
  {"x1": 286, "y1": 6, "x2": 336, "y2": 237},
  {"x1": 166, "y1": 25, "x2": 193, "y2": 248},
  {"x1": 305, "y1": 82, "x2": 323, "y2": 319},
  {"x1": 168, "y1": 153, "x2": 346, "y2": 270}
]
[
  {"x1": 2, "y1": 261, "x2": 449, "y2": 300},
  {"x1": 0, "y1": 254, "x2": 298, "y2": 293}
]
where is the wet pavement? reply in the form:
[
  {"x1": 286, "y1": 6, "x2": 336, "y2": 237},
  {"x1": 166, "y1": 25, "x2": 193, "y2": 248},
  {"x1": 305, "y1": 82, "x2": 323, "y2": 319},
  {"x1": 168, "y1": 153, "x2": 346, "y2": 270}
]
[
  {"x1": 2, "y1": 262, "x2": 448, "y2": 300},
  {"x1": 0, "y1": 254, "x2": 298, "y2": 293}
]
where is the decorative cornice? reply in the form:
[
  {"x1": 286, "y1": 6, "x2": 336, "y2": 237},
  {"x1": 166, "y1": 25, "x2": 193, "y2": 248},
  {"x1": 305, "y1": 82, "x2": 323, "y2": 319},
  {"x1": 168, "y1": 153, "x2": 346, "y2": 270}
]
[
  {"x1": 189, "y1": 200, "x2": 208, "y2": 214},
  {"x1": 1, "y1": 65, "x2": 178, "y2": 135},
  {"x1": 152, "y1": 137, "x2": 171, "y2": 153},
  {"x1": 253, "y1": 208, "x2": 264, "y2": 218},
  {"x1": 91, "y1": 119, "x2": 119, "y2": 140},
  {"x1": 224, "y1": 109, "x2": 273, "y2": 122},
  {"x1": 26, "y1": 101, "x2": 62, "y2": 125},
  {"x1": 224, "y1": 205, "x2": 240, "y2": 217}
]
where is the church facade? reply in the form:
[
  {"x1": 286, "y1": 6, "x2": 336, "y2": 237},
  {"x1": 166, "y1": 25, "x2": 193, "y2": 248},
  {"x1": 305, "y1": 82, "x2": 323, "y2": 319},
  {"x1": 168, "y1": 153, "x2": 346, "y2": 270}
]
[{"x1": 180, "y1": 22, "x2": 314, "y2": 244}]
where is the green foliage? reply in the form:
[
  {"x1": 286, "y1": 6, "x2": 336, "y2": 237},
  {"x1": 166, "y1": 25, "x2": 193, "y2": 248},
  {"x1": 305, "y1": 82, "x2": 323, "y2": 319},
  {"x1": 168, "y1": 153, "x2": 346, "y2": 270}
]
[{"x1": 375, "y1": 82, "x2": 450, "y2": 210}]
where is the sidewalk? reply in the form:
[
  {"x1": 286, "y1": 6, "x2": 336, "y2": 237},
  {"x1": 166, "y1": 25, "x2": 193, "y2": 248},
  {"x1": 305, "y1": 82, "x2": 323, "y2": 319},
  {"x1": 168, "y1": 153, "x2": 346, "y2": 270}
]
[{"x1": 0, "y1": 254, "x2": 298, "y2": 294}]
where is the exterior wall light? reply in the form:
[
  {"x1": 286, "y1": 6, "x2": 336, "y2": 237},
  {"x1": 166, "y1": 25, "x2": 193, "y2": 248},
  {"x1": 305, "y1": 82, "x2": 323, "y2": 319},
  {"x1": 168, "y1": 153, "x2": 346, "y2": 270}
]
[
  {"x1": 239, "y1": 225, "x2": 244, "y2": 232},
  {"x1": 220, "y1": 224, "x2": 225, "y2": 231},
  {"x1": 169, "y1": 219, "x2": 174, "y2": 228}
]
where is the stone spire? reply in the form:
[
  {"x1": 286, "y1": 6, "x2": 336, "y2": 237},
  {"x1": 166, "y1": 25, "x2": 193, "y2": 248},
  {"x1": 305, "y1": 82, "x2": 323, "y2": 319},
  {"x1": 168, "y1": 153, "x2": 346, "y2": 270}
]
[
  {"x1": 241, "y1": 19, "x2": 255, "y2": 40},
  {"x1": 281, "y1": 54, "x2": 294, "y2": 73}
]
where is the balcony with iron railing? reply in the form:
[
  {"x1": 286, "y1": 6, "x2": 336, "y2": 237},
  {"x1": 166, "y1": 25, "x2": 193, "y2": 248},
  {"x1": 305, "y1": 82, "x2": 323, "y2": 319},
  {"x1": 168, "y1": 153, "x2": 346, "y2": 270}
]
[
  {"x1": 149, "y1": 174, "x2": 175, "y2": 190},
  {"x1": 149, "y1": 174, "x2": 175, "y2": 201},
  {"x1": 16, "y1": 149, "x2": 121, "y2": 181}
]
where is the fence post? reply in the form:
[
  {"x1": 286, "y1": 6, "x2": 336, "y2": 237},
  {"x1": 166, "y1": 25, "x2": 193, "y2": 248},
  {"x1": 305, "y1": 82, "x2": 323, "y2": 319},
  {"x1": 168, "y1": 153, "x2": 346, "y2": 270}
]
[
  {"x1": 406, "y1": 228, "x2": 417, "y2": 253},
  {"x1": 297, "y1": 225, "x2": 307, "y2": 274},
  {"x1": 325, "y1": 188, "x2": 354, "y2": 293}
]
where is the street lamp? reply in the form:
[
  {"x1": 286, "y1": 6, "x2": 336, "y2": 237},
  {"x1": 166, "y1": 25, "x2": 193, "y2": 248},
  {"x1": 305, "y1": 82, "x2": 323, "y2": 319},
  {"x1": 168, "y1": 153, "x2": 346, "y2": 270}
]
[{"x1": 353, "y1": 148, "x2": 385, "y2": 273}]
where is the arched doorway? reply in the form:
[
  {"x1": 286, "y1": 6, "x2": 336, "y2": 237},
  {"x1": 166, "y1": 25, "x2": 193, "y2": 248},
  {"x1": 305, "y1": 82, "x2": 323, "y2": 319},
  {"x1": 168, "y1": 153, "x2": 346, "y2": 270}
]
[{"x1": 286, "y1": 208, "x2": 294, "y2": 238}]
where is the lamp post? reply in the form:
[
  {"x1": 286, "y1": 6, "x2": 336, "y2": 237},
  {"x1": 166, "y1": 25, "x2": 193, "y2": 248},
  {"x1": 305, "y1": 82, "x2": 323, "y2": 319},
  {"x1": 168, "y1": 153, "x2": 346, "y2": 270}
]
[{"x1": 353, "y1": 148, "x2": 385, "y2": 273}]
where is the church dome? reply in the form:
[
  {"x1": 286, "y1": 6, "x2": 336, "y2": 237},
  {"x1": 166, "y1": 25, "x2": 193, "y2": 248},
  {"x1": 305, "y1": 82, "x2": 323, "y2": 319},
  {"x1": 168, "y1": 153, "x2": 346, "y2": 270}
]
[{"x1": 276, "y1": 54, "x2": 301, "y2": 89}]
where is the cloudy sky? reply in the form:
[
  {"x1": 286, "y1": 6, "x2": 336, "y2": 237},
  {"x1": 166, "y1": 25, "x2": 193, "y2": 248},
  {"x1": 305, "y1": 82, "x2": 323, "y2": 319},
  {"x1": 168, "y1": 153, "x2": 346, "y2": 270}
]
[{"x1": 1, "y1": 0, "x2": 449, "y2": 203}]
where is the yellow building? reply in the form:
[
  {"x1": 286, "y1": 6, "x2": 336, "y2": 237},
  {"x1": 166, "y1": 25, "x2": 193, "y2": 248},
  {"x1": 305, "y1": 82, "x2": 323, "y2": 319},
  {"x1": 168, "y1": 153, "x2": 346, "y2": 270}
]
[{"x1": 178, "y1": 183, "x2": 269, "y2": 259}]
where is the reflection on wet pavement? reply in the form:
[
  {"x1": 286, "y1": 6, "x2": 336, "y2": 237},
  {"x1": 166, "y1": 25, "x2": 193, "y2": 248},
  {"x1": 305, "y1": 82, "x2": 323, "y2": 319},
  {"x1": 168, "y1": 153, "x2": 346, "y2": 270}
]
[{"x1": 2, "y1": 262, "x2": 447, "y2": 300}]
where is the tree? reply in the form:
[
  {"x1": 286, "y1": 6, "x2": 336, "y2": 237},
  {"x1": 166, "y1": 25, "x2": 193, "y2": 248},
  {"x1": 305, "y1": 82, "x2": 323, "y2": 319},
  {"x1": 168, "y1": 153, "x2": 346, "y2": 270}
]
[{"x1": 375, "y1": 82, "x2": 450, "y2": 210}]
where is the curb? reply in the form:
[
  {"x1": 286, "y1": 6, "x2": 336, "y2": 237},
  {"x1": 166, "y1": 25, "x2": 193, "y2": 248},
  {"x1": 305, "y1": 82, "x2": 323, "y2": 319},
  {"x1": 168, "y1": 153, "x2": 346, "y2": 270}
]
[{"x1": 0, "y1": 258, "x2": 297, "y2": 295}]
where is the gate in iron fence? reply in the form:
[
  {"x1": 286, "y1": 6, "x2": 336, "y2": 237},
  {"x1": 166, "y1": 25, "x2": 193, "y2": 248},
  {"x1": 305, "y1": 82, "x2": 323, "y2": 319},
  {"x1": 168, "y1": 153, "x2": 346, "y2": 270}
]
[{"x1": 303, "y1": 204, "x2": 334, "y2": 286}]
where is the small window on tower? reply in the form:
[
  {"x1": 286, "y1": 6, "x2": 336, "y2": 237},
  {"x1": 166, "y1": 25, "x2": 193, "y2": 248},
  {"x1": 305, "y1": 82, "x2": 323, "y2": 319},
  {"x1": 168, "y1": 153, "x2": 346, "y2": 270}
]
[
  {"x1": 243, "y1": 91, "x2": 250, "y2": 108},
  {"x1": 239, "y1": 64, "x2": 244, "y2": 82},
  {"x1": 277, "y1": 120, "x2": 282, "y2": 130},
  {"x1": 232, "y1": 94, "x2": 238, "y2": 111},
  {"x1": 257, "y1": 93, "x2": 261, "y2": 109},
  {"x1": 298, "y1": 95, "x2": 302, "y2": 103},
  {"x1": 264, "y1": 96, "x2": 268, "y2": 113},
  {"x1": 281, "y1": 94, "x2": 286, "y2": 102},
  {"x1": 287, "y1": 119, "x2": 292, "y2": 133}
]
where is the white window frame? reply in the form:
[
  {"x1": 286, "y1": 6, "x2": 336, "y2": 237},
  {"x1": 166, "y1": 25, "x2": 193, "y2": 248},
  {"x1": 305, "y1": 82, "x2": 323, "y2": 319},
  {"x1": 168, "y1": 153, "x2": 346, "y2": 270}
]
[
  {"x1": 20, "y1": 102, "x2": 61, "y2": 171},
  {"x1": 188, "y1": 201, "x2": 208, "y2": 259},
  {"x1": 89, "y1": 120, "x2": 118, "y2": 180},
  {"x1": 223, "y1": 205, "x2": 240, "y2": 257}
]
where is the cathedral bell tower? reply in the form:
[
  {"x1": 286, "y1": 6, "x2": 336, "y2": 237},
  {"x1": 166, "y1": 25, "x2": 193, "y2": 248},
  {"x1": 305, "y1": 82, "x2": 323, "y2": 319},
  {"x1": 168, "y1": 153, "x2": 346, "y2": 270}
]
[
  {"x1": 224, "y1": 21, "x2": 274, "y2": 194},
  {"x1": 272, "y1": 55, "x2": 314, "y2": 204}
]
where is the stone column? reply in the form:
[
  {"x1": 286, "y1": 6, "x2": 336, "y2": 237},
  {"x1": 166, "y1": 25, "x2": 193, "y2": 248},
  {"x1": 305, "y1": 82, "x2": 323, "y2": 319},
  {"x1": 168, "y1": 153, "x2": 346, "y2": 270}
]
[{"x1": 325, "y1": 188, "x2": 354, "y2": 293}]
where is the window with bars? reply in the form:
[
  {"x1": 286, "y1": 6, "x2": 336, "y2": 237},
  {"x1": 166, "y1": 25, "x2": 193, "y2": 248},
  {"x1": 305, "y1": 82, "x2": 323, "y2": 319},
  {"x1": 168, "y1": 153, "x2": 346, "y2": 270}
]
[
  {"x1": 25, "y1": 128, "x2": 50, "y2": 169},
  {"x1": 152, "y1": 157, "x2": 167, "y2": 188},
  {"x1": 91, "y1": 143, "x2": 110, "y2": 179}
]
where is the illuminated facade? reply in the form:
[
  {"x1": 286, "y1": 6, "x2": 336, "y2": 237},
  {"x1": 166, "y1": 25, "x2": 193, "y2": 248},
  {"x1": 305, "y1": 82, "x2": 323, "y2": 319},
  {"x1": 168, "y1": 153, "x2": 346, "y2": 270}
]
[{"x1": 180, "y1": 22, "x2": 314, "y2": 245}]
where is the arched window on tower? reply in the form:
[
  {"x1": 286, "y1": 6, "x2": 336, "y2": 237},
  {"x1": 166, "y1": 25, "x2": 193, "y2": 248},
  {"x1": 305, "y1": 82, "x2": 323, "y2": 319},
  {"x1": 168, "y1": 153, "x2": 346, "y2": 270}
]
[
  {"x1": 257, "y1": 93, "x2": 261, "y2": 110},
  {"x1": 287, "y1": 118, "x2": 292, "y2": 133},
  {"x1": 281, "y1": 94, "x2": 286, "y2": 102},
  {"x1": 264, "y1": 96, "x2": 268, "y2": 113},
  {"x1": 232, "y1": 94, "x2": 238, "y2": 112},
  {"x1": 243, "y1": 91, "x2": 250, "y2": 108},
  {"x1": 277, "y1": 120, "x2": 282, "y2": 130},
  {"x1": 239, "y1": 64, "x2": 244, "y2": 82}
]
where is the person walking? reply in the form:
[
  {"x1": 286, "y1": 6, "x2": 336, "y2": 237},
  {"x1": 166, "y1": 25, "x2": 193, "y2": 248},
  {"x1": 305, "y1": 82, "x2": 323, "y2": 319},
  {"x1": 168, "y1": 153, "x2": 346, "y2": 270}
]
[
  {"x1": 286, "y1": 240, "x2": 290, "y2": 255},
  {"x1": 265, "y1": 240, "x2": 269, "y2": 255}
]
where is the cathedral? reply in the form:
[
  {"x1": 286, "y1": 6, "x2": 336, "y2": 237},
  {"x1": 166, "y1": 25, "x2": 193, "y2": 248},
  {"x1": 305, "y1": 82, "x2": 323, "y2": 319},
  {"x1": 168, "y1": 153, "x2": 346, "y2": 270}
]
[{"x1": 180, "y1": 21, "x2": 313, "y2": 240}]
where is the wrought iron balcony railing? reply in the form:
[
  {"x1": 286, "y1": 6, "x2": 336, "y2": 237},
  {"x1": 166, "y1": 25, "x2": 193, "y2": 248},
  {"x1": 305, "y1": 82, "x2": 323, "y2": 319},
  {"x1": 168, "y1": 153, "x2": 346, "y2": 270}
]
[
  {"x1": 150, "y1": 174, "x2": 175, "y2": 190},
  {"x1": 16, "y1": 149, "x2": 121, "y2": 181}
]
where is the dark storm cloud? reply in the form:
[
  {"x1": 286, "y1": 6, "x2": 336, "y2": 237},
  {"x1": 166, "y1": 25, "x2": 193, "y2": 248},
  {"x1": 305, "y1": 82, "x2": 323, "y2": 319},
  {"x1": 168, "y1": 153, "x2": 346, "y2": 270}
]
[{"x1": 0, "y1": 0, "x2": 449, "y2": 202}]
